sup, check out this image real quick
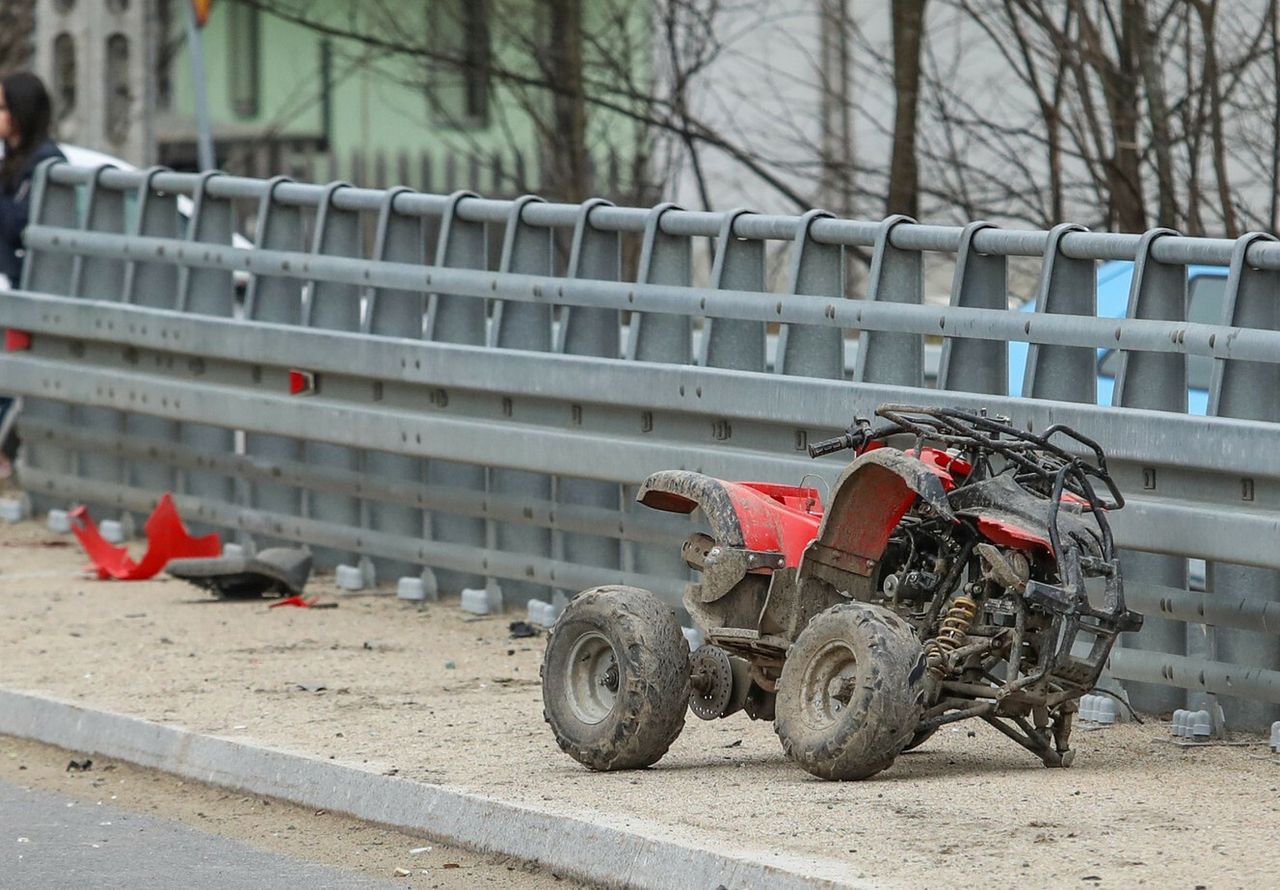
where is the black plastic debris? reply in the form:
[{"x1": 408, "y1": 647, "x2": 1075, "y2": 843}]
[
  {"x1": 164, "y1": 548, "x2": 313, "y2": 598},
  {"x1": 66, "y1": 758, "x2": 92, "y2": 772},
  {"x1": 508, "y1": 620, "x2": 540, "y2": 639}
]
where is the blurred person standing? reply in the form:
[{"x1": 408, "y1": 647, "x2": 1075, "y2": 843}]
[
  {"x1": 0, "y1": 71, "x2": 65, "y2": 478},
  {"x1": 0, "y1": 70, "x2": 63, "y2": 286}
]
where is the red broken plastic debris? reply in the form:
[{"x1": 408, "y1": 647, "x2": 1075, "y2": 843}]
[
  {"x1": 268, "y1": 595, "x2": 318, "y2": 609},
  {"x1": 70, "y1": 492, "x2": 221, "y2": 580}
]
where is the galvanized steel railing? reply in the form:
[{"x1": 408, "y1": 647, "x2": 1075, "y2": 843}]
[{"x1": 3, "y1": 161, "x2": 1279, "y2": 731}]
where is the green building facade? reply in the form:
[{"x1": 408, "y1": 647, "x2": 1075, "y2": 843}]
[{"x1": 160, "y1": 0, "x2": 648, "y2": 200}]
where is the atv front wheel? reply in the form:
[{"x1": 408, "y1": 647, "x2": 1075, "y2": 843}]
[
  {"x1": 775, "y1": 602, "x2": 926, "y2": 780},
  {"x1": 541, "y1": 586, "x2": 689, "y2": 771}
]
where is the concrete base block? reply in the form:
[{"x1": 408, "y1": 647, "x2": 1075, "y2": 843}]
[
  {"x1": 99, "y1": 519, "x2": 125, "y2": 544},
  {"x1": 335, "y1": 564, "x2": 365, "y2": 591},
  {"x1": 460, "y1": 587, "x2": 492, "y2": 615},
  {"x1": 0, "y1": 496, "x2": 30, "y2": 523},
  {"x1": 460, "y1": 584, "x2": 502, "y2": 615},
  {"x1": 1078, "y1": 694, "x2": 1119, "y2": 725},
  {"x1": 397, "y1": 577, "x2": 427, "y2": 601},
  {"x1": 1172, "y1": 708, "x2": 1214, "y2": 740},
  {"x1": 46, "y1": 508, "x2": 71, "y2": 534},
  {"x1": 526, "y1": 598, "x2": 558, "y2": 628}
]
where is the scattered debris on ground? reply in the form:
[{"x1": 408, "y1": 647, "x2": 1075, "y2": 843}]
[{"x1": 1, "y1": 517, "x2": 1276, "y2": 889}]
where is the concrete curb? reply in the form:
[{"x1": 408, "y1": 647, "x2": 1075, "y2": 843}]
[{"x1": 0, "y1": 689, "x2": 871, "y2": 890}]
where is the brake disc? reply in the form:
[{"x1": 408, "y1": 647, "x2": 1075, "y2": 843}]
[{"x1": 689, "y1": 644, "x2": 735, "y2": 720}]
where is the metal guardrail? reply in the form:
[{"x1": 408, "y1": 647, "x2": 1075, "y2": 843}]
[{"x1": 3, "y1": 161, "x2": 1279, "y2": 731}]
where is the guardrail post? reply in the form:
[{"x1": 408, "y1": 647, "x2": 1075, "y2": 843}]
[
  {"x1": 698, "y1": 209, "x2": 765, "y2": 371},
  {"x1": 488, "y1": 195, "x2": 553, "y2": 607},
  {"x1": 627, "y1": 203, "x2": 692, "y2": 363},
  {"x1": 302, "y1": 182, "x2": 364, "y2": 570},
  {"x1": 777, "y1": 209, "x2": 843, "y2": 379},
  {"x1": 70, "y1": 166, "x2": 127, "y2": 300},
  {"x1": 121, "y1": 168, "x2": 182, "y2": 507},
  {"x1": 554, "y1": 199, "x2": 622, "y2": 598},
  {"x1": 937, "y1": 221, "x2": 1007, "y2": 394},
  {"x1": 175, "y1": 170, "x2": 237, "y2": 535},
  {"x1": 363, "y1": 186, "x2": 430, "y2": 589},
  {"x1": 625, "y1": 203, "x2": 692, "y2": 589},
  {"x1": 243, "y1": 176, "x2": 305, "y2": 551},
  {"x1": 14, "y1": 160, "x2": 77, "y2": 515},
  {"x1": 1022, "y1": 223, "x2": 1096, "y2": 403},
  {"x1": 1113, "y1": 229, "x2": 1186, "y2": 410},
  {"x1": 21, "y1": 159, "x2": 77, "y2": 295},
  {"x1": 67, "y1": 166, "x2": 128, "y2": 520},
  {"x1": 426, "y1": 191, "x2": 489, "y2": 596},
  {"x1": 1207, "y1": 232, "x2": 1280, "y2": 732},
  {"x1": 854, "y1": 215, "x2": 923, "y2": 387},
  {"x1": 122, "y1": 168, "x2": 182, "y2": 309},
  {"x1": 1112, "y1": 228, "x2": 1189, "y2": 715}
]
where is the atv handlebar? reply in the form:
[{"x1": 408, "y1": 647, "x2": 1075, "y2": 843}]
[
  {"x1": 807, "y1": 421, "x2": 900, "y2": 458},
  {"x1": 807, "y1": 430, "x2": 865, "y2": 458}
]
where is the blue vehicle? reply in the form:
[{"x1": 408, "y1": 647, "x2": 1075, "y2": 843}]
[{"x1": 1007, "y1": 261, "x2": 1228, "y2": 415}]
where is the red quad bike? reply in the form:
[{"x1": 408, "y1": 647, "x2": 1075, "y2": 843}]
[{"x1": 541, "y1": 405, "x2": 1143, "y2": 780}]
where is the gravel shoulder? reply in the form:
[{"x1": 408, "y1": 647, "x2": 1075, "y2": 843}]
[{"x1": 2, "y1": 515, "x2": 1279, "y2": 888}]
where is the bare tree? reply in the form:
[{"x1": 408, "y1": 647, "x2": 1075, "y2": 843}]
[
  {"x1": 842, "y1": 0, "x2": 1277, "y2": 235},
  {"x1": 229, "y1": 0, "x2": 771, "y2": 210},
  {"x1": 819, "y1": 0, "x2": 856, "y2": 217},
  {"x1": 888, "y1": 0, "x2": 928, "y2": 216},
  {"x1": 206, "y1": 1, "x2": 1280, "y2": 240}
]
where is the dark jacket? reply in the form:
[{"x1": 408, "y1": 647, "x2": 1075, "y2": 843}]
[{"x1": 0, "y1": 139, "x2": 66, "y2": 286}]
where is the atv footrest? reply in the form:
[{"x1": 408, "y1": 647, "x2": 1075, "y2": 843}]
[{"x1": 706, "y1": 627, "x2": 790, "y2": 663}]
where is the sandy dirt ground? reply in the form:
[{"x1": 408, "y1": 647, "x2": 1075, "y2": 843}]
[
  {"x1": 1, "y1": 513, "x2": 1279, "y2": 889},
  {"x1": 0, "y1": 734, "x2": 589, "y2": 889}
]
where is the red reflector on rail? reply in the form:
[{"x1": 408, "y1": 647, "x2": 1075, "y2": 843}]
[
  {"x1": 288, "y1": 369, "x2": 316, "y2": 395},
  {"x1": 3, "y1": 329, "x2": 32, "y2": 351}
]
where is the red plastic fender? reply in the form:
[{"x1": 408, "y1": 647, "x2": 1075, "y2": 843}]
[
  {"x1": 637, "y1": 471, "x2": 823, "y2": 568},
  {"x1": 802, "y1": 448, "x2": 958, "y2": 592},
  {"x1": 976, "y1": 516, "x2": 1053, "y2": 554}
]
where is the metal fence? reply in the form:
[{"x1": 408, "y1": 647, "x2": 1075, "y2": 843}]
[{"x1": 3, "y1": 161, "x2": 1279, "y2": 732}]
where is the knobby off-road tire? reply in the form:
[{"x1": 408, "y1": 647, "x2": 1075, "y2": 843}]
[
  {"x1": 541, "y1": 586, "x2": 690, "y2": 771},
  {"x1": 775, "y1": 602, "x2": 927, "y2": 781}
]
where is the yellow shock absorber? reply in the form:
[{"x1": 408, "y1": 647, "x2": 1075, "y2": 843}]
[{"x1": 926, "y1": 595, "x2": 978, "y2": 678}]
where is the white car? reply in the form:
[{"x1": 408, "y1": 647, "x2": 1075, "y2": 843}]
[{"x1": 0, "y1": 143, "x2": 253, "y2": 291}]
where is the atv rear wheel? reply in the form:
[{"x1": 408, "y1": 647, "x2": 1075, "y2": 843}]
[
  {"x1": 541, "y1": 586, "x2": 689, "y2": 771},
  {"x1": 775, "y1": 602, "x2": 926, "y2": 780}
]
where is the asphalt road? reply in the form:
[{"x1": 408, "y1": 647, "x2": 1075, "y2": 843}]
[{"x1": 1, "y1": 776, "x2": 401, "y2": 890}]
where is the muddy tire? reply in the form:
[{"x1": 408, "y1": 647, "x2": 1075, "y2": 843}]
[
  {"x1": 541, "y1": 586, "x2": 689, "y2": 771},
  {"x1": 775, "y1": 602, "x2": 927, "y2": 781}
]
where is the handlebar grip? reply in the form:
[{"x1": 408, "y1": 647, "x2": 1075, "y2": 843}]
[{"x1": 808, "y1": 433, "x2": 857, "y2": 458}]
